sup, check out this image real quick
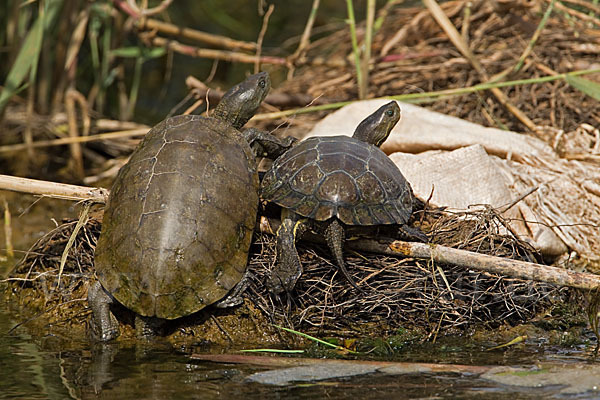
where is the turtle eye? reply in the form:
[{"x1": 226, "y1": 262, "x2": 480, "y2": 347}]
[
  {"x1": 258, "y1": 79, "x2": 266, "y2": 88},
  {"x1": 386, "y1": 109, "x2": 395, "y2": 117}
]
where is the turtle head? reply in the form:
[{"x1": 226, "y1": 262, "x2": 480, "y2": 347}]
[
  {"x1": 213, "y1": 72, "x2": 271, "y2": 130},
  {"x1": 352, "y1": 101, "x2": 400, "y2": 147}
]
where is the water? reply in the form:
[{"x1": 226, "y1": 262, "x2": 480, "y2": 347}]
[{"x1": 1, "y1": 291, "x2": 597, "y2": 399}]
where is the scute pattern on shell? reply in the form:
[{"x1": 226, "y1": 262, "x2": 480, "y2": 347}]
[
  {"x1": 261, "y1": 135, "x2": 414, "y2": 226},
  {"x1": 95, "y1": 115, "x2": 259, "y2": 319}
]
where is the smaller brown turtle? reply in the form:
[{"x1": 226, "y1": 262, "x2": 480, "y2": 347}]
[{"x1": 260, "y1": 101, "x2": 425, "y2": 293}]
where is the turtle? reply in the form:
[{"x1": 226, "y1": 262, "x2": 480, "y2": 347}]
[
  {"x1": 260, "y1": 101, "x2": 425, "y2": 293},
  {"x1": 89, "y1": 72, "x2": 295, "y2": 341}
]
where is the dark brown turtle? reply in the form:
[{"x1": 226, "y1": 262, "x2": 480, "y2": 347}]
[
  {"x1": 261, "y1": 101, "x2": 424, "y2": 293},
  {"x1": 89, "y1": 72, "x2": 294, "y2": 341}
]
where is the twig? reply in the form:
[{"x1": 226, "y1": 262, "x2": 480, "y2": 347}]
[
  {"x1": 360, "y1": 0, "x2": 376, "y2": 98},
  {"x1": 255, "y1": 4, "x2": 274, "y2": 74},
  {"x1": 0, "y1": 128, "x2": 149, "y2": 153},
  {"x1": 137, "y1": 18, "x2": 256, "y2": 51},
  {"x1": 360, "y1": 240, "x2": 600, "y2": 290},
  {"x1": 151, "y1": 37, "x2": 286, "y2": 65},
  {"x1": 290, "y1": 0, "x2": 321, "y2": 66},
  {"x1": 346, "y1": 0, "x2": 364, "y2": 98}
]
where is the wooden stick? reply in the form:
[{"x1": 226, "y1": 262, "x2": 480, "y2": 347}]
[
  {"x1": 137, "y1": 18, "x2": 257, "y2": 51},
  {"x1": 357, "y1": 240, "x2": 600, "y2": 290},
  {"x1": 151, "y1": 37, "x2": 286, "y2": 65},
  {"x1": 0, "y1": 175, "x2": 109, "y2": 203},
  {"x1": 254, "y1": 4, "x2": 275, "y2": 74}
]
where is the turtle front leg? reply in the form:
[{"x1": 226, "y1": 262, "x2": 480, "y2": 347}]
[
  {"x1": 244, "y1": 128, "x2": 297, "y2": 159},
  {"x1": 399, "y1": 224, "x2": 429, "y2": 243},
  {"x1": 88, "y1": 280, "x2": 120, "y2": 341},
  {"x1": 324, "y1": 219, "x2": 363, "y2": 292},
  {"x1": 268, "y1": 209, "x2": 306, "y2": 294}
]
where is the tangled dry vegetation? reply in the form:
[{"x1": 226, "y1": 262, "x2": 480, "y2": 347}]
[{"x1": 5, "y1": 206, "x2": 567, "y2": 344}]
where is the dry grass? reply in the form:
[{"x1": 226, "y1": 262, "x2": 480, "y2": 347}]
[{"x1": 5, "y1": 207, "x2": 563, "y2": 340}]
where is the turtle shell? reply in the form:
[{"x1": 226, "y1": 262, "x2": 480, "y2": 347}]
[
  {"x1": 261, "y1": 135, "x2": 413, "y2": 226},
  {"x1": 95, "y1": 115, "x2": 258, "y2": 319}
]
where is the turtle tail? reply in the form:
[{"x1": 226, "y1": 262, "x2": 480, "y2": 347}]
[{"x1": 325, "y1": 219, "x2": 364, "y2": 293}]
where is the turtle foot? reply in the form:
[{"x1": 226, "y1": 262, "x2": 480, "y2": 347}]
[{"x1": 399, "y1": 224, "x2": 428, "y2": 243}]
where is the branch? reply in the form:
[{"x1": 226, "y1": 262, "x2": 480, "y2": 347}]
[
  {"x1": 137, "y1": 18, "x2": 256, "y2": 51},
  {"x1": 0, "y1": 175, "x2": 108, "y2": 203},
  {"x1": 151, "y1": 37, "x2": 286, "y2": 65}
]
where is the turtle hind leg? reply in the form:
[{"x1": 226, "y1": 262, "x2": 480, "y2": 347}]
[
  {"x1": 268, "y1": 210, "x2": 306, "y2": 294},
  {"x1": 325, "y1": 219, "x2": 363, "y2": 293},
  {"x1": 88, "y1": 281, "x2": 120, "y2": 341},
  {"x1": 216, "y1": 271, "x2": 251, "y2": 308}
]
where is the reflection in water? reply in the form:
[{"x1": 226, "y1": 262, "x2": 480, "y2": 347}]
[{"x1": 0, "y1": 296, "x2": 594, "y2": 399}]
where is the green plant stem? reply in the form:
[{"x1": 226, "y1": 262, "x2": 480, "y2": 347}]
[
  {"x1": 345, "y1": 0, "x2": 364, "y2": 98},
  {"x1": 127, "y1": 56, "x2": 143, "y2": 120},
  {"x1": 274, "y1": 324, "x2": 359, "y2": 354},
  {"x1": 98, "y1": 16, "x2": 111, "y2": 114},
  {"x1": 360, "y1": 0, "x2": 375, "y2": 99},
  {"x1": 252, "y1": 67, "x2": 600, "y2": 120}
]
